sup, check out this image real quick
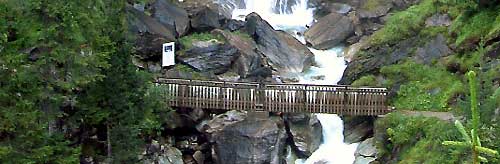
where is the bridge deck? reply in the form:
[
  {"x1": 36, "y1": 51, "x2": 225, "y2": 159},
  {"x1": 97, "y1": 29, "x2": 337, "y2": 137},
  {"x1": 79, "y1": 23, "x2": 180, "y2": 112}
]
[{"x1": 156, "y1": 79, "x2": 390, "y2": 116}]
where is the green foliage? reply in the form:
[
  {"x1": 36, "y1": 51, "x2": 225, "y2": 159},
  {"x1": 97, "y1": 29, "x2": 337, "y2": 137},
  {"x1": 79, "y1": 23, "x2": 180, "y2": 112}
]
[
  {"x1": 451, "y1": 7, "x2": 500, "y2": 46},
  {"x1": 351, "y1": 75, "x2": 378, "y2": 87},
  {"x1": 0, "y1": 0, "x2": 172, "y2": 163},
  {"x1": 442, "y1": 71, "x2": 499, "y2": 163},
  {"x1": 376, "y1": 113, "x2": 465, "y2": 163},
  {"x1": 178, "y1": 32, "x2": 224, "y2": 50},
  {"x1": 381, "y1": 61, "x2": 465, "y2": 111},
  {"x1": 369, "y1": 0, "x2": 438, "y2": 46}
]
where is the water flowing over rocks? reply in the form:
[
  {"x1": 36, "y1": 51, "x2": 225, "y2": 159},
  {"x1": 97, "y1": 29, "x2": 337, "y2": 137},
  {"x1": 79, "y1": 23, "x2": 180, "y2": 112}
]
[
  {"x1": 304, "y1": 13, "x2": 354, "y2": 50},
  {"x1": 284, "y1": 113, "x2": 322, "y2": 157},
  {"x1": 245, "y1": 13, "x2": 315, "y2": 74}
]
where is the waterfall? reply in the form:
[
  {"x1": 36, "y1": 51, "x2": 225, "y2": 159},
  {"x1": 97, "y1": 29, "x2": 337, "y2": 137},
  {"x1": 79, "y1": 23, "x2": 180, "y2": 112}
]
[{"x1": 231, "y1": 0, "x2": 358, "y2": 163}]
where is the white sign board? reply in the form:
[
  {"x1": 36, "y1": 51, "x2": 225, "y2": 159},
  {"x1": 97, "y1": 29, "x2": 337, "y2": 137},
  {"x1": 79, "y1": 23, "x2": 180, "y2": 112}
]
[{"x1": 162, "y1": 42, "x2": 175, "y2": 67}]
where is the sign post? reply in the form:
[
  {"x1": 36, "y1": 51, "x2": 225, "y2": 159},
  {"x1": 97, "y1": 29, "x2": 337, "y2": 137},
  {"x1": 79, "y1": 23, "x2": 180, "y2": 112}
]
[{"x1": 162, "y1": 42, "x2": 175, "y2": 67}]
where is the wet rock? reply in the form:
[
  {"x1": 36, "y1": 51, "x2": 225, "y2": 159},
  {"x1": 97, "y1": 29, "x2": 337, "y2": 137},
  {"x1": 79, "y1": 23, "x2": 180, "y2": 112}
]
[
  {"x1": 197, "y1": 110, "x2": 247, "y2": 136},
  {"x1": 178, "y1": 40, "x2": 239, "y2": 74},
  {"x1": 353, "y1": 137, "x2": 378, "y2": 164},
  {"x1": 193, "y1": 151, "x2": 205, "y2": 164},
  {"x1": 425, "y1": 14, "x2": 452, "y2": 27},
  {"x1": 245, "y1": 13, "x2": 315, "y2": 74},
  {"x1": 414, "y1": 34, "x2": 451, "y2": 65},
  {"x1": 329, "y1": 3, "x2": 353, "y2": 14},
  {"x1": 357, "y1": 0, "x2": 393, "y2": 18},
  {"x1": 222, "y1": 19, "x2": 246, "y2": 32},
  {"x1": 343, "y1": 37, "x2": 369, "y2": 62},
  {"x1": 304, "y1": 13, "x2": 354, "y2": 50},
  {"x1": 141, "y1": 141, "x2": 184, "y2": 164},
  {"x1": 191, "y1": 7, "x2": 228, "y2": 32},
  {"x1": 212, "y1": 118, "x2": 287, "y2": 164},
  {"x1": 127, "y1": 6, "x2": 175, "y2": 41},
  {"x1": 285, "y1": 113, "x2": 322, "y2": 157},
  {"x1": 343, "y1": 116, "x2": 375, "y2": 144},
  {"x1": 211, "y1": 29, "x2": 267, "y2": 79},
  {"x1": 133, "y1": 32, "x2": 171, "y2": 60},
  {"x1": 152, "y1": 0, "x2": 190, "y2": 37},
  {"x1": 311, "y1": 75, "x2": 326, "y2": 80}
]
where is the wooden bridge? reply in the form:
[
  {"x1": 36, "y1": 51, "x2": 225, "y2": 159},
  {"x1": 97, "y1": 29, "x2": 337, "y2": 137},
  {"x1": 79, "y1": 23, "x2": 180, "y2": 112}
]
[{"x1": 156, "y1": 79, "x2": 391, "y2": 116}]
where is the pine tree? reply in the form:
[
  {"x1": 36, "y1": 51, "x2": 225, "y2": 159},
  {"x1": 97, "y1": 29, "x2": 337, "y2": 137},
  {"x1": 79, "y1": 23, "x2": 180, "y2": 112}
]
[{"x1": 442, "y1": 71, "x2": 499, "y2": 163}]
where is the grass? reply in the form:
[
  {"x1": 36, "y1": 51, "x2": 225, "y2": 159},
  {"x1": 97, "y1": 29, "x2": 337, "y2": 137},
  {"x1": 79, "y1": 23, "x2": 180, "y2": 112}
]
[
  {"x1": 351, "y1": 75, "x2": 378, "y2": 87},
  {"x1": 178, "y1": 32, "x2": 224, "y2": 50},
  {"x1": 381, "y1": 61, "x2": 465, "y2": 111},
  {"x1": 450, "y1": 7, "x2": 500, "y2": 46},
  {"x1": 375, "y1": 113, "x2": 466, "y2": 163},
  {"x1": 172, "y1": 64, "x2": 208, "y2": 80},
  {"x1": 369, "y1": 0, "x2": 438, "y2": 46},
  {"x1": 360, "y1": 0, "x2": 390, "y2": 11}
]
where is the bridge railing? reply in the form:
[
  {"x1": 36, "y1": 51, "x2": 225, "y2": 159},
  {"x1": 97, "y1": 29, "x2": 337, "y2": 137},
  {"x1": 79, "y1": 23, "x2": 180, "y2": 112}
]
[{"x1": 156, "y1": 79, "x2": 390, "y2": 115}]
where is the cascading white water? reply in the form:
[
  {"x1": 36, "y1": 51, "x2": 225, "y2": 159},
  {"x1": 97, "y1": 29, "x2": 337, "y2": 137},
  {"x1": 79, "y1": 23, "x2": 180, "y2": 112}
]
[{"x1": 232, "y1": 0, "x2": 358, "y2": 163}]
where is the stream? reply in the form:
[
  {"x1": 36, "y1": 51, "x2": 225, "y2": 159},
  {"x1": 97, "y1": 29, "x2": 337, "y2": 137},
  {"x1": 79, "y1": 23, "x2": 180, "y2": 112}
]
[{"x1": 232, "y1": 0, "x2": 358, "y2": 163}]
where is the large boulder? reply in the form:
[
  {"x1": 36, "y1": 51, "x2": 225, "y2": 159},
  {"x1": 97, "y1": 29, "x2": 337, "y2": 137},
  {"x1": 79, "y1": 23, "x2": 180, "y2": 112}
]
[
  {"x1": 191, "y1": 6, "x2": 228, "y2": 32},
  {"x1": 284, "y1": 113, "x2": 322, "y2": 157},
  {"x1": 140, "y1": 141, "x2": 184, "y2": 164},
  {"x1": 212, "y1": 118, "x2": 287, "y2": 164},
  {"x1": 177, "y1": 40, "x2": 239, "y2": 75},
  {"x1": 152, "y1": 0, "x2": 190, "y2": 37},
  {"x1": 353, "y1": 137, "x2": 378, "y2": 164},
  {"x1": 245, "y1": 13, "x2": 315, "y2": 74},
  {"x1": 414, "y1": 34, "x2": 451, "y2": 65},
  {"x1": 339, "y1": 37, "x2": 416, "y2": 85},
  {"x1": 127, "y1": 5, "x2": 175, "y2": 60},
  {"x1": 211, "y1": 29, "x2": 268, "y2": 79},
  {"x1": 304, "y1": 13, "x2": 354, "y2": 50},
  {"x1": 127, "y1": 6, "x2": 175, "y2": 40},
  {"x1": 343, "y1": 116, "x2": 375, "y2": 144},
  {"x1": 357, "y1": 0, "x2": 393, "y2": 19}
]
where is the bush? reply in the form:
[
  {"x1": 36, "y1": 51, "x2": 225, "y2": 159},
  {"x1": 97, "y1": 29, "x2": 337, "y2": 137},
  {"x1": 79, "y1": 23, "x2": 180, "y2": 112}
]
[
  {"x1": 375, "y1": 113, "x2": 465, "y2": 163},
  {"x1": 381, "y1": 61, "x2": 465, "y2": 111}
]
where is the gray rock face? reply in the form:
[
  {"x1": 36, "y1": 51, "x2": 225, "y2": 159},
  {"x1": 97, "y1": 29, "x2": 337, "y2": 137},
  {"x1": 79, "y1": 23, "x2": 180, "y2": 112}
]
[
  {"x1": 211, "y1": 29, "x2": 266, "y2": 79},
  {"x1": 152, "y1": 0, "x2": 190, "y2": 37},
  {"x1": 357, "y1": 0, "x2": 393, "y2": 18},
  {"x1": 285, "y1": 113, "x2": 322, "y2": 157},
  {"x1": 414, "y1": 34, "x2": 451, "y2": 65},
  {"x1": 304, "y1": 13, "x2": 354, "y2": 50},
  {"x1": 197, "y1": 110, "x2": 247, "y2": 136},
  {"x1": 212, "y1": 118, "x2": 287, "y2": 164},
  {"x1": 343, "y1": 116, "x2": 375, "y2": 144},
  {"x1": 425, "y1": 14, "x2": 452, "y2": 27},
  {"x1": 178, "y1": 41, "x2": 239, "y2": 74},
  {"x1": 353, "y1": 137, "x2": 378, "y2": 164},
  {"x1": 127, "y1": 6, "x2": 175, "y2": 41},
  {"x1": 339, "y1": 37, "x2": 416, "y2": 85},
  {"x1": 141, "y1": 141, "x2": 184, "y2": 164},
  {"x1": 191, "y1": 7, "x2": 228, "y2": 32},
  {"x1": 246, "y1": 13, "x2": 315, "y2": 74}
]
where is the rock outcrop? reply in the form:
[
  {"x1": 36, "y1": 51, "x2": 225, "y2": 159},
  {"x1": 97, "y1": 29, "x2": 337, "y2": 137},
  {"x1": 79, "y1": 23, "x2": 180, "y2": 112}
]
[
  {"x1": 245, "y1": 13, "x2": 315, "y2": 74},
  {"x1": 212, "y1": 118, "x2": 287, "y2": 164},
  {"x1": 353, "y1": 137, "x2": 378, "y2": 164},
  {"x1": 140, "y1": 141, "x2": 184, "y2": 164},
  {"x1": 284, "y1": 113, "x2": 322, "y2": 157},
  {"x1": 178, "y1": 40, "x2": 239, "y2": 74},
  {"x1": 152, "y1": 0, "x2": 190, "y2": 37},
  {"x1": 343, "y1": 116, "x2": 375, "y2": 144},
  {"x1": 304, "y1": 13, "x2": 354, "y2": 50}
]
